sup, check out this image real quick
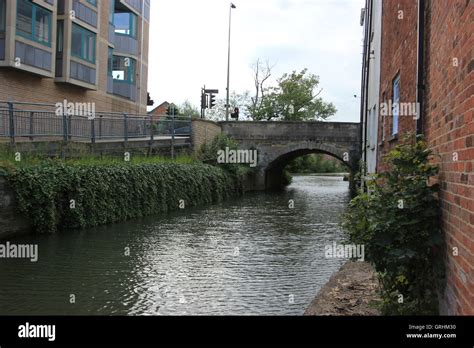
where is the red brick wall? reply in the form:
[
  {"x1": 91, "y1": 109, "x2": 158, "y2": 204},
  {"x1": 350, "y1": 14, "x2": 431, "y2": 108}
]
[
  {"x1": 148, "y1": 102, "x2": 170, "y2": 121},
  {"x1": 423, "y1": 0, "x2": 473, "y2": 315},
  {"x1": 376, "y1": 0, "x2": 473, "y2": 315},
  {"x1": 377, "y1": 0, "x2": 419, "y2": 172}
]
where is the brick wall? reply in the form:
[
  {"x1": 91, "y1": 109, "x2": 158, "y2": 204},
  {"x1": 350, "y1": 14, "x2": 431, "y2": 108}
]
[
  {"x1": 376, "y1": 0, "x2": 473, "y2": 315},
  {"x1": 191, "y1": 119, "x2": 222, "y2": 153},
  {"x1": 423, "y1": 0, "x2": 473, "y2": 315},
  {"x1": 377, "y1": 0, "x2": 419, "y2": 172}
]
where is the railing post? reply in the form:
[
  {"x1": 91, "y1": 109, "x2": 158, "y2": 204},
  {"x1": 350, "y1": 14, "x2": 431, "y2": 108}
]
[
  {"x1": 149, "y1": 116, "x2": 154, "y2": 143},
  {"x1": 124, "y1": 113, "x2": 128, "y2": 143},
  {"x1": 62, "y1": 110, "x2": 68, "y2": 143},
  {"x1": 91, "y1": 117, "x2": 96, "y2": 144},
  {"x1": 99, "y1": 115, "x2": 103, "y2": 139},
  {"x1": 29, "y1": 111, "x2": 34, "y2": 141},
  {"x1": 7, "y1": 102, "x2": 15, "y2": 145},
  {"x1": 68, "y1": 114, "x2": 72, "y2": 141}
]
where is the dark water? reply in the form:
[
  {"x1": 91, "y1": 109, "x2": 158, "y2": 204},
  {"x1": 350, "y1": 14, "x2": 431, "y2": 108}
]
[{"x1": 0, "y1": 176, "x2": 350, "y2": 315}]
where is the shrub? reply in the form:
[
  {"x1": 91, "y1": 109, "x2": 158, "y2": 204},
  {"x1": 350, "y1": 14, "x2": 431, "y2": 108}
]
[
  {"x1": 3, "y1": 162, "x2": 242, "y2": 234},
  {"x1": 342, "y1": 136, "x2": 444, "y2": 315}
]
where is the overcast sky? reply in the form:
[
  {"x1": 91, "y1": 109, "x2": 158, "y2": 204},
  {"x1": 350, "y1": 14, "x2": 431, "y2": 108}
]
[{"x1": 148, "y1": 0, "x2": 365, "y2": 122}]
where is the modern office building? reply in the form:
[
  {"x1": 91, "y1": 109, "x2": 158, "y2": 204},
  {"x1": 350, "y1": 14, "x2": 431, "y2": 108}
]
[{"x1": 0, "y1": 0, "x2": 150, "y2": 114}]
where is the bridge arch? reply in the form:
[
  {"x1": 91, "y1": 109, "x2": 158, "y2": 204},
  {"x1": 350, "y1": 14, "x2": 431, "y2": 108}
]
[
  {"x1": 261, "y1": 142, "x2": 355, "y2": 189},
  {"x1": 192, "y1": 120, "x2": 362, "y2": 191}
]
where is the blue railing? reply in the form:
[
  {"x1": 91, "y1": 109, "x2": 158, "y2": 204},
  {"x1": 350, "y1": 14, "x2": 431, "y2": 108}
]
[{"x1": 0, "y1": 101, "x2": 192, "y2": 145}]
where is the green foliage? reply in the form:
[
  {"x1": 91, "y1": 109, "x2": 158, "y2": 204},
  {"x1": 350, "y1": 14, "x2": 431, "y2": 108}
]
[
  {"x1": 3, "y1": 161, "x2": 242, "y2": 234},
  {"x1": 250, "y1": 69, "x2": 337, "y2": 121},
  {"x1": 342, "y1": 137, "x2": 444, "y2": 315},
  {"x1": 179, "y1": 100, "x2": 201, "y2": 119},
  {"x1": 286, "y1": 154, "x2": 348, "y2": 174},
  {"x1": 198, "y1": 134, "x2": 239, "y2": 172}
]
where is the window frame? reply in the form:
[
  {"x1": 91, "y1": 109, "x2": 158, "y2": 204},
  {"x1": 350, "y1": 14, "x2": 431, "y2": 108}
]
[
  {"x1": 16, "y1": 0, "x2": 52, "y2": 47},
  {"x1": 71, "y1": 23, "x2": 96, "y2": 64}
]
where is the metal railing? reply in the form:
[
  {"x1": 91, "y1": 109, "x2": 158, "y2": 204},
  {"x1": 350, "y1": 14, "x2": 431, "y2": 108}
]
[{"x1": 0, "y1": 101, "x2": 192, "y2": 146}]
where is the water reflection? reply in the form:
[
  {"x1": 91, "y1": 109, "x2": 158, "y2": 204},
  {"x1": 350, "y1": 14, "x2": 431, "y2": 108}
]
[{"x1": 0, "y1": 176, "x2": 349, "y2": 315}]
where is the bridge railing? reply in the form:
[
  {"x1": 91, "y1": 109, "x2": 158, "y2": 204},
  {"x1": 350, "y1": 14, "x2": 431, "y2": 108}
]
[{"x1": 0, "y1": 101, "x2": 192, "y2": 145}]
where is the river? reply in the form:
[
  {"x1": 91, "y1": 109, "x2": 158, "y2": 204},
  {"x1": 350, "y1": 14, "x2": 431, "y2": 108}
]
[{"x1": 0, "y1": 175, "x2": 350, "y2": 315}]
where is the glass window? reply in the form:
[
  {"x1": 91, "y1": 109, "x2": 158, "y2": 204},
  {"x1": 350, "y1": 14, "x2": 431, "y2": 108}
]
[
  {"x1": 114, "y1": 12, "x2": 136, "y2": 37},
  {"x1": 34, "y1": 6, "x2": 50, "y2": 44},
  {"x1": 0, "y1": 0, "x2": 6, "y2": 32},
  {"x1": 16, "y1": 0, "x2": 33, "y2": 37},
  {"x1": 16, "y1": 0, "x2": 52, "y2": 46},
  {"x1": 113, "y1": 56, "x2": 136, "y2": 84},
  {"x1": 392, "y1": 75, "x2": 400, "y2": 135},
  {"x1": 71, "y1": 23, "x2": 96, "y2": 63},
  {"x1": 86, "y1": 0, "x2": 97, "y2": 6}
]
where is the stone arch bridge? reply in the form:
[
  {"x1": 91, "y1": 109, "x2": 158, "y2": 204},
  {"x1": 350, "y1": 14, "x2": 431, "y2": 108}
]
[{"x1": 192, "y1": 120, "x2": 361, "y2": 191}]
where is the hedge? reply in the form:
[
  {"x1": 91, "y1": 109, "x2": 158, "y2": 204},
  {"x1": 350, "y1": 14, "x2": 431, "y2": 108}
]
[{"x1": 3, "y1": 162, "x2": 243, "y2": 234}]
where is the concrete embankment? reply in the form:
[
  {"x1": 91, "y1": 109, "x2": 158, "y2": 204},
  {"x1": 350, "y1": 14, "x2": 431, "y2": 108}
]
[{"x1": 305, "y1": 261, "x2": 381, "y2": 316}]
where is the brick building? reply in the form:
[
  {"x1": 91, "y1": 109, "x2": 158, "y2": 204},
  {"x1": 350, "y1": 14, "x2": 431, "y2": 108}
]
[
  {"x1": 148, "y1": 101, "x2": 169, "y2": 120},
  {"x1": 0, "y1": 0, "x2": 150, "y2": 114},
  {"x1": 361, "y1": 0, "x2": 473, "y2": 315}
]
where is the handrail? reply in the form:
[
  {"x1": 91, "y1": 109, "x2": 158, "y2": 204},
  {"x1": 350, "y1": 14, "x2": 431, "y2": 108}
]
[{"x1": 0, "y1": 101, "x2": 192, "y2": 147}]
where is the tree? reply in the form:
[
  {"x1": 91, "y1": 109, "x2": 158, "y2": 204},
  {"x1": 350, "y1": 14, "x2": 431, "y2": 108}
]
[
  {"x1": 179, "y1": 100, "x2": 200, "y2": 118},
  {"x1": 248, "y1": 59, "x2": 275, "y2": 119},
  {"x1": 254, "y1": 69, "x2": 336, "y2": 121}
]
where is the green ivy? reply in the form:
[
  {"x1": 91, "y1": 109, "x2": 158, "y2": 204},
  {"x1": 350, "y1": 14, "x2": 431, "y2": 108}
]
[
  {"x1": 342, "y1": 136, "x2": 445, "y2": 315},
  {"x1": 3, "y1": 162, "x2": 242, "y2": 234}
]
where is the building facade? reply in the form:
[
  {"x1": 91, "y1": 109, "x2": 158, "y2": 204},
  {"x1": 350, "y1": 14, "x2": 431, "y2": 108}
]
[
  {"x1": 361, "y1": 0, "x2": 473, "y2": 315},
  {"x1": 0, "y1": 0, "x2": 150, "y2": 114},
  {"x1": 360, "y1": 0, "x2": 382, "y2": 175}
]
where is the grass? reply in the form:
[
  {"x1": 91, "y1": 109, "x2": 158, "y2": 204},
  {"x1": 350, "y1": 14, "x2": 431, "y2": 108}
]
[{"x1": 0, "y1": 146, "x2": 197, "y2": 169}]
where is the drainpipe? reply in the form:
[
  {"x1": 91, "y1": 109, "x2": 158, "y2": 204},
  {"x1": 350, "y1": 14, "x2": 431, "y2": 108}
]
[
  {"x1": 361, "y1": 0, "x2": 373, "y2": 182},
  {"x1": 359, "y1": 3, "x2": 367, "y2": 168},
  {"x1": 416, "y1": 0, "x2": 426, "y2": 137}
]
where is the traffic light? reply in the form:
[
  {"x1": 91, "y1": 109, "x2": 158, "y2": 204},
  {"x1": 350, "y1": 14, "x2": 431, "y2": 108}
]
[
  {"x1": 231, "y1": 107, "x2": 240, "y2": 119},
  {"x1": 201, "y1": 93, "x2": 208, "y2": 109},
  {"x1": 166, "y1": 105, "x2": 179, "y2": 116},
  {"x1": 209, "y1": 94, "x2": 217, "y2": 109}
]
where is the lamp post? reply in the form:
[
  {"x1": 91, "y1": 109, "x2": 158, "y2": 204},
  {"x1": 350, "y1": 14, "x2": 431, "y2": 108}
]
[{"x1": 226, "y1": 3, "x2": 237, "y2": 121}]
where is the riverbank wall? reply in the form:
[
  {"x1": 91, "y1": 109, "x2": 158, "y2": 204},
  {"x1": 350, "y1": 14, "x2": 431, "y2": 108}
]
[{"x1": 0, "y1": 162, "x2": 243, "y2": 237}]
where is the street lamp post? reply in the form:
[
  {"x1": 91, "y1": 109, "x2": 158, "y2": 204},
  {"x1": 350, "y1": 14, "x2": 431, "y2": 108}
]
[{"x1": 226, "y1": 3, "x2": 236, "y2": 121}]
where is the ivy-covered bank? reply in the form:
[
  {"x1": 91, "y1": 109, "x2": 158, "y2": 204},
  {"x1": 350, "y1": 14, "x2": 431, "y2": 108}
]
[{"x1": 1, "y1": 161, "x2": 243, "y2": 234}]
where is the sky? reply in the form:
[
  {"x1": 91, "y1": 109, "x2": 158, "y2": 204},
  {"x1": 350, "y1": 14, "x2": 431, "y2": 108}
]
[{"x1": 148, "y1": 0, "x2": 365, "y2": 122}]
